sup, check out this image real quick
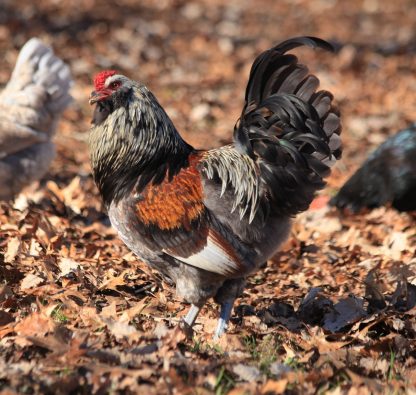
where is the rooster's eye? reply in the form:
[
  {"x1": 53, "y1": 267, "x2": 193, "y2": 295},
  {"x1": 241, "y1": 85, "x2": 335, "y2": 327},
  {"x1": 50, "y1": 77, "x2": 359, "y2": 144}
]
[{"x1": 109, "y1": 81, "x2": 121, "y2": 89}]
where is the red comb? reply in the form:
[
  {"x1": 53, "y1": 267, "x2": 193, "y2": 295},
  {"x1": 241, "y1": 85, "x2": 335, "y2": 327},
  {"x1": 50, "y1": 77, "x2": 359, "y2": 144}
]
[{"x1": 94, "y1": 70, "x2": 117, "y2": 90}]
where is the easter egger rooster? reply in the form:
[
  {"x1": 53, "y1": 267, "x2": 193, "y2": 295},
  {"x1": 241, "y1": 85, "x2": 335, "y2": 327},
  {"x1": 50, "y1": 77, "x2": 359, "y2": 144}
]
[{"x1": 88, "y1": 36, "x2": 342, "y2": 338}]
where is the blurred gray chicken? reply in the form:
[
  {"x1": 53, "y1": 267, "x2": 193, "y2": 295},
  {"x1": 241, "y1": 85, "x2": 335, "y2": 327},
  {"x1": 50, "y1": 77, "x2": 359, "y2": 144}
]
[
  {"x1": 331, "y1": 125, "x2": 416, "y2": 212},
  {"x1": 0, "y1": 38, "x2": 72, "y2": 200}
]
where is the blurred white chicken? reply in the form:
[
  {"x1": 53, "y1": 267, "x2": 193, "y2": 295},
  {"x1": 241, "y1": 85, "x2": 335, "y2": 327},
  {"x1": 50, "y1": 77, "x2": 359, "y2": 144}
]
[{"x1": 0, "y1": 38, "x2": 72, "y2": 200}]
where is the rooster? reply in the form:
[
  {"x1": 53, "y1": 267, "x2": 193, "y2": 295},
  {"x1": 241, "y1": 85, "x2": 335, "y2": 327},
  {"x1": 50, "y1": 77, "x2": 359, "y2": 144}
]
[
  {"x1": 331, "y1": 125, "x2": 416, "y2": 212},
  {"x1": 88, "y1": 36, "x2": 342, "y2": 338},
  {"x1": 0, "y1": 38, "x2": 72, "y2": 200}
]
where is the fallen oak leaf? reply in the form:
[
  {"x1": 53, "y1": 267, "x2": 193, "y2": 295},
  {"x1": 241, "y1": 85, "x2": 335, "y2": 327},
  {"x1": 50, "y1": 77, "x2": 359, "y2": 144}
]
[
  {"x1": 20, "y1": 273, "x2": 44, "y2": 290},
  {"x1": 23, "y1": 284, "x2": 88, "y2": 307},
  {"x1": 303, "y1": 327, "x2": 353, "y2": 353},
  {"x1": 100, "y1": 316, "x2": 140, "y2": 341},
  {"x1": 78, "y1": 306, "x2": 103, "y2": 330},
  {"x1": 159, "y1": 326, "x2": 186, "y2": 356},
  {"x1": 359, "y1": 357, "x2": 390, "y2": 375},
  {"x1": 100, "y1": 301, "x2": 117, "y2": 319},
  {"x1": 383, "y1": 231, "x2": 408, "y2": 260},
  {"x1": 298, "y1": 349, "x2": 316, "y2": 364},
  {"x1": 119, "y1": 297, "x2": 155, "y2": 322},
  {"x1": 62, "y1": 333, "x2": 88, "y2": 364},
  {"x1": 153, "y1": 321, "x2": 169, "y2": 338},
  {"x1": 4, "y1": 237, "x2": 21, "y2": 263},
  {"x1": 58, "y1": 257, "x2": 80, "y2": 277},
  {"x1": 282, "y1": 343, "x2": 296, "y2": 359},
  {"x1": 212, "y1": 333, "x2": 245, "y2": 353},
  {"x1": 46, "y1": 180, "x2": 65, "y2": 204},
  {"x1": 60, "y1": 176, "x2": 84, "y2": 215},
  {"x1": 14, "y1": 310, "x2": 56, "y2": 337},
  {"x1": 350, "y1": 314, "x2": 385, "y2": 340},
  {"x1": 86, "y1": 364, "x2": 154, "y2": 386},
  {"x1": 29, "y1": 238, "x2": 42, "y2": 257},
  {"x1": 98, "y1": 269, "x2": 134, "y2": 291},
  {"x1": 261, "y1": 379, "x2": 288, "y2": 394}
]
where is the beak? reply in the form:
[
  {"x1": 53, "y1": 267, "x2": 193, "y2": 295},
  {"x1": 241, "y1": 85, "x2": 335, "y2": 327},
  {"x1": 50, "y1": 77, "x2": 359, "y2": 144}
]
[{"x1": 89, "y1": 90, "x2": 109, "y2": 105}]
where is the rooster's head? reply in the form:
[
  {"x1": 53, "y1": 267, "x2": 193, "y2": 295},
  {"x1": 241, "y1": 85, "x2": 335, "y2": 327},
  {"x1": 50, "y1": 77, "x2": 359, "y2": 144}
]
[{"x1": 89, "y1": 70, "x2": 133, "y2": 106}]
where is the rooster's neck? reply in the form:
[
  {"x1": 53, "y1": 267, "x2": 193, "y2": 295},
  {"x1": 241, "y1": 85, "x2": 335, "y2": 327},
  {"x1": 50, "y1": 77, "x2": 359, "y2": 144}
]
[{"x1": 89, "y1": 88, "x2": 194, "y2": 205}]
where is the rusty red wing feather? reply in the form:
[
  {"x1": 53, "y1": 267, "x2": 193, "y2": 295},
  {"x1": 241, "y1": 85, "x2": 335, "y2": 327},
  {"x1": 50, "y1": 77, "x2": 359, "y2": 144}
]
[{"x1": 136, "y1": 154, "x2": 205, "y2": 231}]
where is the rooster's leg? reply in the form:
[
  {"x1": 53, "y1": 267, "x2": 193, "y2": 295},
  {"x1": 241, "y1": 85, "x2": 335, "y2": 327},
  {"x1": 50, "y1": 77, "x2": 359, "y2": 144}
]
[
  {"x1": 213, "y1": 299, "x2": 235, "y2": 339},
  {"x1": 183, "y1": 304, "x2": 201, "y2": 327}
]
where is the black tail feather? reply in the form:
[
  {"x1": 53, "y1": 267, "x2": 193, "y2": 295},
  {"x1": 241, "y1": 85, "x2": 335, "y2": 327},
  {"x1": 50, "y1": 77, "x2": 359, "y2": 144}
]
[
  {"x1": 245, "y1": 36, "x2": 334, "y2": 104},
  {"x1": 235, "y1": 36, "x2": 341, "y2": 217}
]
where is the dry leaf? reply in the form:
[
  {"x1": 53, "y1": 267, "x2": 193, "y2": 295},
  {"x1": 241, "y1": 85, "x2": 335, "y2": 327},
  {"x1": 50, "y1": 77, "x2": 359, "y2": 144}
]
[
  {"x1": 15, "y1": 311, "x2": 55, "y2": 337},
  {"x1": 100, "y1": 317, "x2": 139, "y2": 341},
  {"x1": 4, "y1": 238, "x2": 21, "y2": 263},
  {"x1": 20, "y1": 273, "x2": 43, "y2": 290},
  {"x1": 262, "y1": 379, "x2": 288, "y2": 394},
  {"x1": 100, "y1": 301, "x2": 117, "y2": 319},
  {"x1": 58, "y1": 257, "x2": 79, "y2": 277}
]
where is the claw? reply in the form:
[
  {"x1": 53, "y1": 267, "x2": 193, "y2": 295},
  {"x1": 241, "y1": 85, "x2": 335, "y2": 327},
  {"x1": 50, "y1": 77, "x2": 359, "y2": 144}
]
[{"x1": 213, "y1": 300, "x2": 235, "y2": 340}]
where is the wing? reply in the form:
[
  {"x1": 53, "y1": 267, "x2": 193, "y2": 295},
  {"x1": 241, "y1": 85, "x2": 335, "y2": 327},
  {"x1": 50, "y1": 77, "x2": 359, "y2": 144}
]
[{"x1": 132, "y1": 153, "x2": 255, "y2": 277}]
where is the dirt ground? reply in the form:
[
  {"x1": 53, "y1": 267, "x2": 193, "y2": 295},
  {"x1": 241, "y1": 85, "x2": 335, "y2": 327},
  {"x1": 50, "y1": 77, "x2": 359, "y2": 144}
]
[{"x1": 0, "y1": 0, "x2": 416, "y2": 394}]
